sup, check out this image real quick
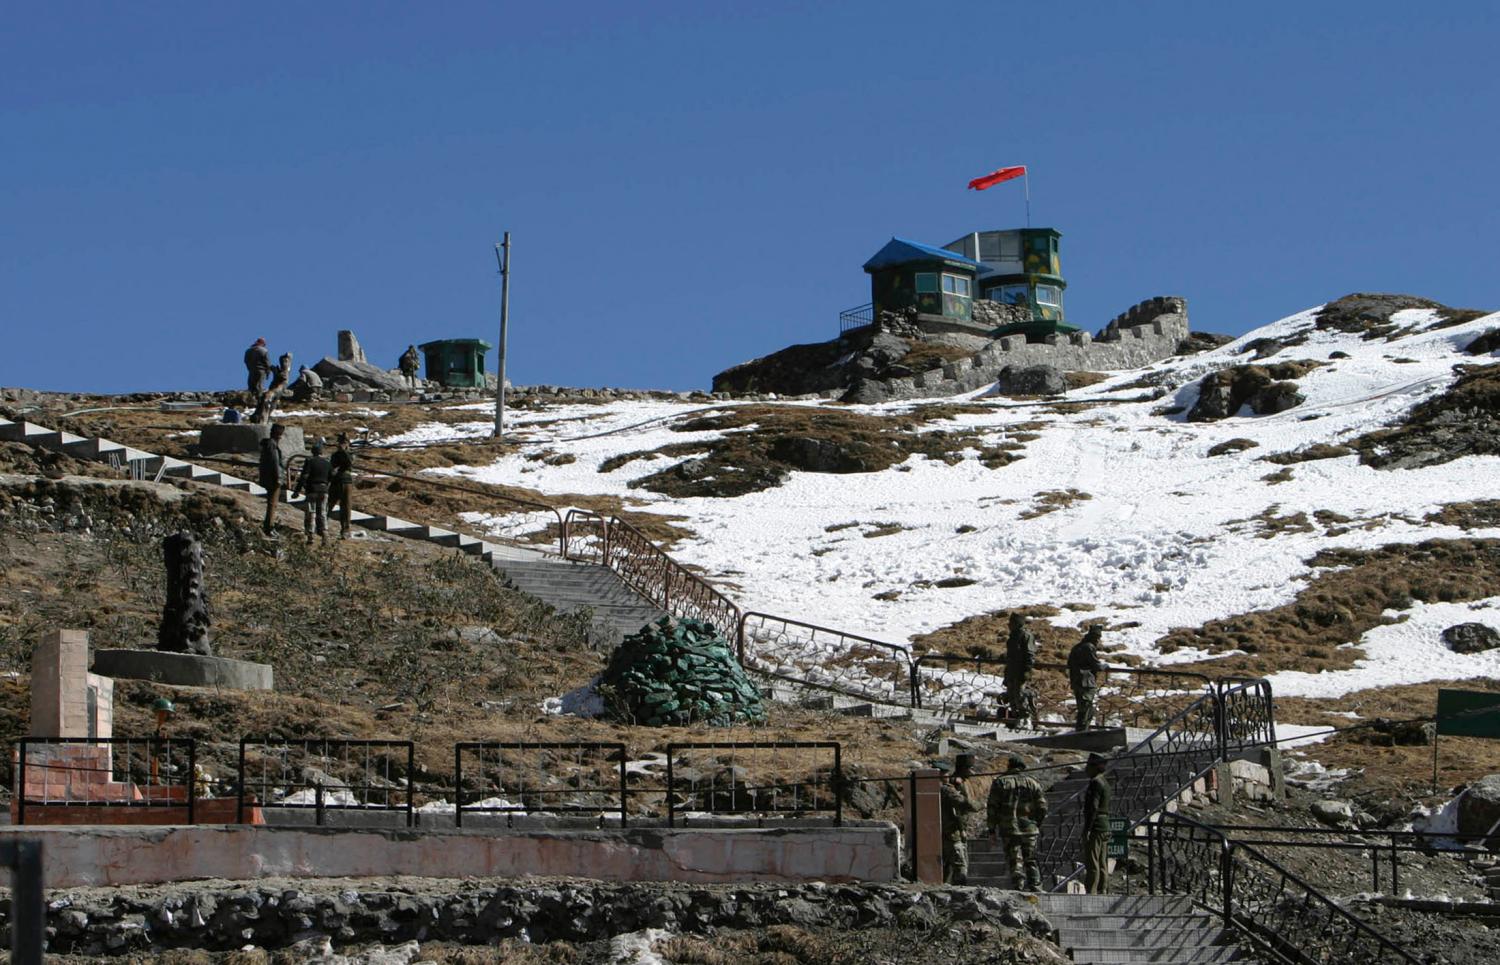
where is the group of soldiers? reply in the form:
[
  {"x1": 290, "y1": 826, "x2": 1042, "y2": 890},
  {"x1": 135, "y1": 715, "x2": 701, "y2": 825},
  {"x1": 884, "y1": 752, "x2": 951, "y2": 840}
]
[
  {"x1": 246, "y1": 338, "x2": 425, "y2": 401},
  {"x1": 257, "y1": 426, "x2": 356, "y2": 543},
  {"x1": 1001, "y1": 614, "x2": 1107, "y2": 732},
  {"x1": 932, "y1": 613, "x2": 1118, "y2": 892},
  {"x1": 939, "y1": 750, "x2": 1113, "y2": 894}
]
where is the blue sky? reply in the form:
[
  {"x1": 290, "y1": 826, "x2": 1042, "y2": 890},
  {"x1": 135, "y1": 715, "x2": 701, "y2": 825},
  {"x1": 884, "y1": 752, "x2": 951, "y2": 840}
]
[{"x1": 3, "y1": 2, "x2": 1496, "y2": 394}]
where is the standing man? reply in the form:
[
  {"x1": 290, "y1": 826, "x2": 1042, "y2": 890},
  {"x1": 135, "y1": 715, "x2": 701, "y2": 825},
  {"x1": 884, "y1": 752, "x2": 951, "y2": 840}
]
[
  {"x1": 939, "y1": 753, "x2": 980, "y2": 884},
  {"x1": 1082, "y1": 753, "x2": 1112, "y2": 894},
  {"x1": 1068, "y1": 625, "x2": 1106, "y2": 730},
  {"x1": 399, "y1": 345, "x2": 421, "y2": 388},
  {"x1": 987, "y1": 756, "x2": 1047, "y2": 892},
  {"x1": 257, "y1": 424, "x2": 287, "y2": 536},
  {"x1": 327, "y1": 432, "x2": 355, "y2": 540},
  {"x1": 1002, "y1": 613, "x2": 1039, "y2": 726},
  {"x1": 293, "y1": 439, "x2": 333, "y2": 545},
  {"x1": 244, "y1": 338, "x2": 272, "y2": 400}
]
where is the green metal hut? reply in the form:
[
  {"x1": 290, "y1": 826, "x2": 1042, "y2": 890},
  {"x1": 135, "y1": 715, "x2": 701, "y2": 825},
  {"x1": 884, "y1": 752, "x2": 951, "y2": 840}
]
[
  {"x1": 418, "y1": 338, "x2": 493, "y2": 388},
  {"x1": 863, "y1": 237, "x2": 984, "y2": 329}
]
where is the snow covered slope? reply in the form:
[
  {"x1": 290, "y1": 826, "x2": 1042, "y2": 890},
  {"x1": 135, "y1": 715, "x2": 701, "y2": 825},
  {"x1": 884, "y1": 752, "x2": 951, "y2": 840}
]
[{"x1": 416, "y1": 303, "x2": 1500, "y2": 700}]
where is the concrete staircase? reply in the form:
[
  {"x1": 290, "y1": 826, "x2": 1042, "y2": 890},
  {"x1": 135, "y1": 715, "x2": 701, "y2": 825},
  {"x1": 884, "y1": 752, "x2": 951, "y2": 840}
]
[
  {"x1": 1028, "y1": 894, "x2": 1258, "y2": 964},
  {"x1": 487, "y1": 556, "x2": 667, "y2": 648}
]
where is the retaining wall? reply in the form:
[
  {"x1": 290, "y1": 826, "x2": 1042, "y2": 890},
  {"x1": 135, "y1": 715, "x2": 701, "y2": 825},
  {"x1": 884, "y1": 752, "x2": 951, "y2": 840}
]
[
  {"x1": 0, "y1": 822, "x2": 901, "y2": 888},
  {"x1": 839, "y1": 297, "x2": 1190, "y2": 401}
]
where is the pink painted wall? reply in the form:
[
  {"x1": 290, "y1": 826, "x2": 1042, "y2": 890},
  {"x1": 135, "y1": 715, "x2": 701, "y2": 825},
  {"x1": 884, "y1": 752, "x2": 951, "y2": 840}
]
[{"x1": 0, "y1": 824, "x2": 900, "y2": 888}]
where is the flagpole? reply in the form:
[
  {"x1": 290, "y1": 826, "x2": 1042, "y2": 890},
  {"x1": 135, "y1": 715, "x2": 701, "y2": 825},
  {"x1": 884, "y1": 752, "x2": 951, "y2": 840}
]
[{"x1": 1024, "y1": 171, "x2": 1031, "y2": 227}]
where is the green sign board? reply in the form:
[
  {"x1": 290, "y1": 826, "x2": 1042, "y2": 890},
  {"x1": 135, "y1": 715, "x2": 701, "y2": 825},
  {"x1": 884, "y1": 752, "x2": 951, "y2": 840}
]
[
  {"x1": 1435, "y1": 689, "x2": 1500, "y2": 739},
  {"x1": 1107, "y1": 817, "x2": 1130, "y2": 859}
]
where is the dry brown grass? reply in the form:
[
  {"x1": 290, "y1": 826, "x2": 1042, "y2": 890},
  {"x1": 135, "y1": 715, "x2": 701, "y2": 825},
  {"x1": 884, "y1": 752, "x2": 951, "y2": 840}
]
[
  {"x1": 1160, "y1": 538, "x2": 1500, "y2": 677},
  {"x1": 1426, "y1": 500, "x2": 1500, "y2": 530},
  {"x1": 1019, "y1": 489, "x2": 1092, "y2": 519},
  {"x1": 1277, "y1": 680, "x2": 1500, "y2": 797},
  {"x1": 592, "y1": 404, "x2": 1038, "y2": 499},
  {"x1": 0, "y1": 474, "x2": 939, "y2": 802}
]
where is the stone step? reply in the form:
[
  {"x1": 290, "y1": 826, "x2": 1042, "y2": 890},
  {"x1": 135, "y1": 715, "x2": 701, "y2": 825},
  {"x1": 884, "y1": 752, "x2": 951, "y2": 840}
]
[
  {"x1": 1058, "y1": 926, "x2": 1226, "y2": 948},
  {"x1": 1070, "y1": 949, "x2": 1247, "y2": 965},
  {"x1": 1026, "y1": 895, "x2": 1194, "y2": 915}
]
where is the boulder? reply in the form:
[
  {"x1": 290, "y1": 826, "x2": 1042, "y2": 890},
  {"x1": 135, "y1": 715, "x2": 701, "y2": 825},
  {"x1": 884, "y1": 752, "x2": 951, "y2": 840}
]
[
  {"x1": 312, "y1": 357, "x2": 409, "y2": 392},
  {"x1": 1456, "y1": 774, "x2": 1500, "y2": 841},
  {"x1": 1442, "y1": 623, "x2": 1500, "y2": 654},
  {"x1": 1250, "y1": 381, "x2": 1305, "y2": 415},
  {"x1": 337, "y1": 330, "x2": 367, "y2": 364},
  {"x1": 769, "y1": 436, "x2": 883, "y2": 473},
  {"x1": 1466, "y1": 329, "x2": 1500, "y2": 356},
  {"x1": 998, "y1": 364, "x2": 1067, "y2": 396},
  {"x1": 1310, "y1": 798, "x2": 1357, "y2": 829}
]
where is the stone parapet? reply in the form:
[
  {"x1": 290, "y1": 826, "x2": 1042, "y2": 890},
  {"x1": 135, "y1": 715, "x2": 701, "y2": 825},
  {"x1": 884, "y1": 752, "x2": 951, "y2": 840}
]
[{"x1": 1, "y1": 822, "x2": 901, "y2": 888}]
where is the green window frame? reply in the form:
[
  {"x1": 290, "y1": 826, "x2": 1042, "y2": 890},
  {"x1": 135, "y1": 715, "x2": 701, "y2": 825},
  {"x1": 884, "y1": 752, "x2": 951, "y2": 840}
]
[{"x1": 915, "y1": 273, "x2": 938, "y2": 294}]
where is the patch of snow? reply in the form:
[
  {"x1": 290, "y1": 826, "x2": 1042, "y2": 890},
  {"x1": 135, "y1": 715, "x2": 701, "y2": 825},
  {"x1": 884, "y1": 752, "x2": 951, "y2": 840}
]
[
  {"x1": 607, "y1": 929, "x2": 674, "y2": 965},
  {"x1": 542, "y1": 678, "x2": 605, "y2": 717},
  {"x1": 370, "y1": 305, "x2": 1500, "y2": 700}
]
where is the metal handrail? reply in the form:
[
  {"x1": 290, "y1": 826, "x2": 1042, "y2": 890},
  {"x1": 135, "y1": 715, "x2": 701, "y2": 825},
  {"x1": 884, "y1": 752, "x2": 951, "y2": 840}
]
[
  {"x1": 1152, "y1": 812, "x2": 1421, "y2": 964},
  {"x1": 1037, "y1": 684, "x2": 1225, "y2": 887},
  {"x1": 911, "y1": 651, "x2": 1219, "y2": 729},
  {"x1": 562, "y1": 512, "x2": 741, "y2": 636},
  {"x1": 453, "y1": 741, "x2": 628, "y2": 828},
  {"x1": 737, "y1": 612, "x2": 914, "y2": 705},
  {"x1": 839, "y1": 302, "x2": 875, "y2": 335}
]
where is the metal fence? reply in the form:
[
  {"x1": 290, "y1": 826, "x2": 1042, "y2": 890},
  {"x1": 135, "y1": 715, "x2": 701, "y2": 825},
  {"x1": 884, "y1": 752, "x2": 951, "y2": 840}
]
[
  {"x1": 738, "y1": 612, "x2": 914, "y2": 705},
  {"x1": 235, "y1": 737, "x2": 415, "y2": 826},
  {"x1": 912, "y1": 653, "x2": 1217, "y2": 731},
  {"x1": 665, "y1": 741, "x2": 842, "y2": 827},
  {"x1": 1150, "y1": 813, "x2": 1419, "y2": 964},
  {"x1": 453, "y1": 741, "x2": 628, "y2": 828},
  {"x1": 839, "y1": 303, "x2": 875, "y2": 336},
  {"x1": 14, "y1": 736, "x2": 196, "y2": 825}
]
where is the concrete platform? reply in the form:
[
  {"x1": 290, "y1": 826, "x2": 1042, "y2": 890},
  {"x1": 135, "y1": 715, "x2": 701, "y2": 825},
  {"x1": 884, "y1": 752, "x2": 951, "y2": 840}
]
[
  {"x1": 91, "y1": 650, "x2": 273, "y2": 690},
  {"x1": 197, "y1": 423, "x2": 305, "y2": 457}
]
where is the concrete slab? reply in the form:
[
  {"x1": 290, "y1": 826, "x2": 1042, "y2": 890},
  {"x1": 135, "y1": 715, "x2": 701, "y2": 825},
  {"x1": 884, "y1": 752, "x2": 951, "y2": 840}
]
[
  {"x1": 91, "y1": 650, "x2": 273, "y2": 691},
  {"x1": 198, "y1": 424, "x2": 305, "y2": 458}
]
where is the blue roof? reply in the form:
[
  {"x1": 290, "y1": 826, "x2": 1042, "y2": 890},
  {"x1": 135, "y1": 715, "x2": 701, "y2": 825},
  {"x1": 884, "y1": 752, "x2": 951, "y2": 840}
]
[{"x1": 862, "y1": 237, "x2": 985, "y2": 273}]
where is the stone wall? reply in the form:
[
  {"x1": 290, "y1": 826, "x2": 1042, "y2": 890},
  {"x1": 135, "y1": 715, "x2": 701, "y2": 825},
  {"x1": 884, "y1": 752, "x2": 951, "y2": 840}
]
[{"x1": 840, "y1": 296, "x2": 1190, "y2": 402}]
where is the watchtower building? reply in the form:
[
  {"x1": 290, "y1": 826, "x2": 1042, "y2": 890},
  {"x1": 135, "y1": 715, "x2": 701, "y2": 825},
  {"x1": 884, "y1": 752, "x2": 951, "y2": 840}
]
[{"x1": 944, "y1": 228, "x2": 1074, "y2": 340}]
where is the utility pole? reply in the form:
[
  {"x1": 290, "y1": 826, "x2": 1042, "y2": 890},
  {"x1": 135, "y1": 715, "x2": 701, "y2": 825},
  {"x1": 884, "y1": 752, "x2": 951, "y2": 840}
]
[{"x1": 493, "y1": 232, "x2": 510, "y2": 439}]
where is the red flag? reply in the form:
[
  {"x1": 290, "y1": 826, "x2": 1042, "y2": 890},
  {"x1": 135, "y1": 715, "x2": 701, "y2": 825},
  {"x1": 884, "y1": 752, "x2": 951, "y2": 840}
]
[{"x1": 967, "y1": 165, "x2": 1026, "y2": 191}]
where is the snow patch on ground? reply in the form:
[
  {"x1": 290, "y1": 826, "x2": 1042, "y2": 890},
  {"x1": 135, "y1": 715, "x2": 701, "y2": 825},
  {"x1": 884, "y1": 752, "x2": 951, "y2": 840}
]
[
  {"x1": 396, "y1": 305, "x2": 1500, "y2": 696},
  {"x1": 1268, "y1": 599, "x2": 1500, "y2": 698}
]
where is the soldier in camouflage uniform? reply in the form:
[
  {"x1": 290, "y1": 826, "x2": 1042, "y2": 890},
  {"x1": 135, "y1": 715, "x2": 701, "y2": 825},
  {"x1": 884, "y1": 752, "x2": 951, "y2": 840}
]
[
  {"x1": 1068, "y1": 625, "x2": 1106, "y2": 730},
  {"x1": 987, "y1": 755, "x2": 1048, "y2": 891},
  {"x1": 939, "y1": 753, "x2": 979, "y2": 884},
  {"x1": 1002, "y1": 612, "x2": 1039, "y2": 726}
]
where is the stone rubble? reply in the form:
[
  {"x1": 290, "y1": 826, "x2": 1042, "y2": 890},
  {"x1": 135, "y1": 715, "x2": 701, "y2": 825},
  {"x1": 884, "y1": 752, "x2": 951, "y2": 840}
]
[
  {"x1": 598, "y1": 617, "x2": 766, "y2": 727},
  {"x1": 19, "y1": 880, "x2": 1055, "y2": 957}
]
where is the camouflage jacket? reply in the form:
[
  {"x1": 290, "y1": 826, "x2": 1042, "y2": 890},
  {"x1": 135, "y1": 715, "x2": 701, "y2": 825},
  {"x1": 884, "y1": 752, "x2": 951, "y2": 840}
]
[{"x1": 987, "y1": 773, "x2": 1047, "y2": 836}]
